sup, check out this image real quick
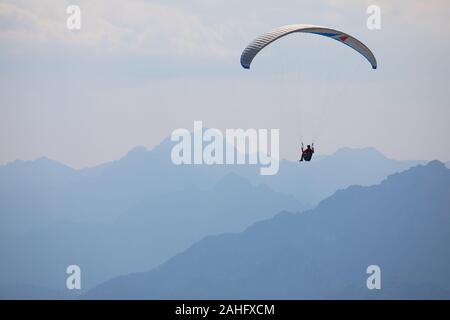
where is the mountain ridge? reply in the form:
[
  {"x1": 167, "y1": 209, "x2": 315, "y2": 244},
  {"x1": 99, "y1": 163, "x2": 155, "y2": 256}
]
[
  {"x1": 0, "y1": 172, "x2": 302, "y2": 291},
  {"x1": 84, "y1": 160, "x2": 450, "y2": 299}
]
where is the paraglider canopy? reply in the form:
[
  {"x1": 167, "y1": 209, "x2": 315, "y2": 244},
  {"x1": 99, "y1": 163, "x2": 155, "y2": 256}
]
[{"x1": 240, "y1": 24, "x2": 377, "y2": 70}]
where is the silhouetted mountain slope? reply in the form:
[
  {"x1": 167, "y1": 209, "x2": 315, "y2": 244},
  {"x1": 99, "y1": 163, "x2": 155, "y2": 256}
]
[
  {"x1": 0, "y1": 174, "x2": 301, "y2": 290},
  {"x1": 85, "y1": 161, "x2": 450, "y2": 299}
]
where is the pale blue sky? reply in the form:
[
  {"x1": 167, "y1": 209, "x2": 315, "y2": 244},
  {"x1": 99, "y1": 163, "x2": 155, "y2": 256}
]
[{"x1": 0, "y1": 0, "x2": 449, "y2": 168}]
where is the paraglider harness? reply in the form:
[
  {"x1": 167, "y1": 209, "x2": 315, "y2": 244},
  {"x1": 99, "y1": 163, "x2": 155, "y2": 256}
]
[{"x1": 300, "y1": 142, "x2": 314, "y2": 162}]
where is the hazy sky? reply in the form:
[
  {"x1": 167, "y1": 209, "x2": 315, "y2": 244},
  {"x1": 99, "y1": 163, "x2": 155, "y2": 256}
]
[{"x1": 0, "y1": 0, "x2": 449, "y2": 168}]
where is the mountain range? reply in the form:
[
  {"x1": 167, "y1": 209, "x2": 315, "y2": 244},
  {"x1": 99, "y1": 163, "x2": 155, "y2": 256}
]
[
  {"x1": 0, "y1": 172, "x2": 301, "y2": 290},
  {"x1": 0, "y1": 137, "x2": 421, "y2": 236},
  {"x1": 85, "y1": 161, "x2": 450, "y2": 299},
  {"x1": 0, "y1": 136, "x2": 431, "y2": 297}
]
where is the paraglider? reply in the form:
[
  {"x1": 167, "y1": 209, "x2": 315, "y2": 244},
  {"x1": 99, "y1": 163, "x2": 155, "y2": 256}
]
[
  {"x1": 240, "y1": 24, "x2": 377, "y2": 163},
  {"x1": 240, "y1": 24, "x2": 377, "y2": 70},
  {"x1": 300, "y1": 143, "x2": 314, "y2": 162}
]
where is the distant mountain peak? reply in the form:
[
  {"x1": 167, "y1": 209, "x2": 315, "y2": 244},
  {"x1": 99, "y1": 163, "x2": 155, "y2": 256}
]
[
  {"x1": 116, "y1": 146, "x2": 151, "y2": 163},
  {"x1": 126, "y1": 146, "x2": 148, "y2": 156},
  {"x1": 1, "y1": 156, "x2": 73, "y2": 171},
  {"x1": 150, "y1": 127, "x2": 214, "y2": 155},
  {"x1": 387, "y1": 160, "x2": 447, "y2": 179},
  {"x1": 426, "y1": 160, "x2": 446, "y2": 169},
  {"x1": 34, "y1": 156, "x2": 51, "y2": 163}
]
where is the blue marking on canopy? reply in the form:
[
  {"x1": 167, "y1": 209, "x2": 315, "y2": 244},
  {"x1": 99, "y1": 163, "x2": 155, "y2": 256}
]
[{"x1": 310, "y1": 32, "x2": 339, "y2": 37}]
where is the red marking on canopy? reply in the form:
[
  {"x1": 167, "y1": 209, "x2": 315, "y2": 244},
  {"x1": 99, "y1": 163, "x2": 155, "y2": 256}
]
[{"x1": 339, "y1": 35, "x2": 349, "y2": 41}]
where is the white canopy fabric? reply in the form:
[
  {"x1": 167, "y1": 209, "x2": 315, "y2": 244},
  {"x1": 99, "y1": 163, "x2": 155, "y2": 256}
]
[{"x1": 240, "y1": 24, "x2": 377, "y2": 70}]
